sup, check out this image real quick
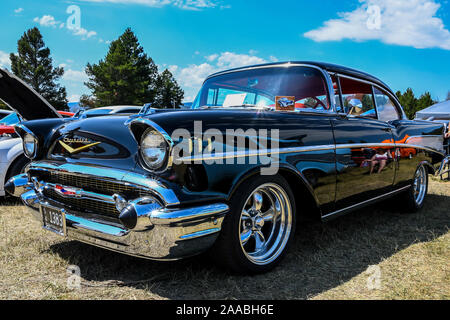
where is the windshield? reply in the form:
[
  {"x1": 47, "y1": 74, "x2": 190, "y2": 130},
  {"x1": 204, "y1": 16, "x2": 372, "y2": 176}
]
[
  {"x1": 85, "y1": 108, "x2": 112, "y2": 115},
  {"x1": 0, "y1": 112, "x2": 20, "y2": 125},
  {"x1": 192, "y1": 66, "x2": 331, "y2": 112}
]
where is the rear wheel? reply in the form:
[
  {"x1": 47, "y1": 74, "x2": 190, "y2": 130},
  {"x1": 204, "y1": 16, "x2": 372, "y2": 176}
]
[
  {"x1": 213, "y1": 175, "x2": 296, "y2": 274},
  {"x1": 399, "y1": 163, "x2": 428, "y2": 212}
]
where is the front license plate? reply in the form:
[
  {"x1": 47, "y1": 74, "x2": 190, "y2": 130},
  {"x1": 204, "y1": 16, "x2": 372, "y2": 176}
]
[{"x1": 41, "y1": 205, "x2": 66, "y2": 236}]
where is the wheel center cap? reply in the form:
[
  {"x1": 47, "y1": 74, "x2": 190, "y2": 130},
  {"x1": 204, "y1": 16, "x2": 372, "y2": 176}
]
[{"x1": 254, "y1": 216, "x2": 264, "y2": 229}]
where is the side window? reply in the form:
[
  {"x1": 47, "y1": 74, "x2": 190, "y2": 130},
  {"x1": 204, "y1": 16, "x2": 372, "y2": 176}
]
[
  {"x1": 373, "y1": 87, "x2": 400, "y2": 122},
  {"x1": 339, "y1": 77, "x2": 376, "y2": 118}
]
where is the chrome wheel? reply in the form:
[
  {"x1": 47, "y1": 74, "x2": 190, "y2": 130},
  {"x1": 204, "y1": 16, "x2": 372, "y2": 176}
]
[
  {"x1": 239, "y1": 183, "x2": 293, "y2": 265},
  {"x1": 413, "y1": 165, "x2": 427, "y2": 205}
]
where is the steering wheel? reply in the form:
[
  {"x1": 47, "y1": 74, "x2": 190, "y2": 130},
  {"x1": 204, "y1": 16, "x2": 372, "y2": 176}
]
[{"x1": 311, "y1": 98, "x2": 328, "y2": 110}]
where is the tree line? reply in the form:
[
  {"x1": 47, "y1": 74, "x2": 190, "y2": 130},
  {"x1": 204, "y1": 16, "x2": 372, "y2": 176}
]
[
  {"x1": 1, "y1": 26, "x2": 449, "y2": 116},
  {"x1": 2, "y1": 27, "x2": 183, "y2": 111}
]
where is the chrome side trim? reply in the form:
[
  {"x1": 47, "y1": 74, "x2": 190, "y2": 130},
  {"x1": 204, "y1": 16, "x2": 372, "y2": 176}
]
[
  {"x1": 405, "y1": 135, "x2": 445, "y2": 154},
  {"x1": 177, "y1": 141, "x2": 444, "y2": 162},
  {"x1": 178, "y1": 144, "x2": 336, "y2": 162},
  {"x1": 322, "y1": 185, "x2": 411, "y2": 220},
  {"x1": 27, "y1": 161, "x2": 180, "y2": 206},
  {"x1": 336, "y1": 142, "x2": 444, "y2": 156}
]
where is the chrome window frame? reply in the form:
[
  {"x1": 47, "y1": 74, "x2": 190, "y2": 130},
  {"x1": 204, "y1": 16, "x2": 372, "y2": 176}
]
[
  {"x1": 334, "y1": 73, "x2": 406, "y2": 120},
  {"x1": 372, "y1": 86, "x2": 403, "y2": 122}
]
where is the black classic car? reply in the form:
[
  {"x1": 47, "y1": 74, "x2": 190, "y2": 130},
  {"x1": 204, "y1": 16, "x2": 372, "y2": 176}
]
[{"x1": 2, "y1": 62, "x2": 449, "y2": 273}]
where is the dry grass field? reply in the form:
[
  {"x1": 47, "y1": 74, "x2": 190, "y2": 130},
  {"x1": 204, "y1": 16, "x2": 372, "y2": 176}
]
[{"x1": 0, "y1": 179, "x2": 448, "y2": 300}]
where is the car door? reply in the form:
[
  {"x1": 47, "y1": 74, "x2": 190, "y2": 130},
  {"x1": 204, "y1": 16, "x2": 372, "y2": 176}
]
[{"x1": 331, "y1": 76, "x2": 396, "y2": 212}]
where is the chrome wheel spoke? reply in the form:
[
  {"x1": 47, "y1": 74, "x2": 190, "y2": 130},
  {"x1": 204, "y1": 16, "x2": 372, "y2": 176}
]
[
  {"x1": 241, "y1": 210, "x2": 251, "y2": 220},
  {"x1": 254, "y1": 231, "x2": 266, "y2": 251},
  {"x1": 240, "y1": 229, "x2": 252, "y2": 245},
  {"x1": 261, "y1": 207, "x2": 275, "y2": 222},
  {"x1": 252, "y1": 192, "x2": 263, "y2": 211}
]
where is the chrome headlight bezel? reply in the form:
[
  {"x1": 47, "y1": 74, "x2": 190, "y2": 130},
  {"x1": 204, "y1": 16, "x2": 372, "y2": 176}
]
[
  {"x1": 23, "y1": 133, "x2": 38, "y2": 159},
  {"x1": 139, "y1": 127, "x2": 170, "y2": 171}
]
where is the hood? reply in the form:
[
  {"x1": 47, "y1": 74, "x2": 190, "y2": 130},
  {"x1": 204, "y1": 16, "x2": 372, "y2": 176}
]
[{"x1": 0, "y1": 68, "x2": 62, "y2": 120}]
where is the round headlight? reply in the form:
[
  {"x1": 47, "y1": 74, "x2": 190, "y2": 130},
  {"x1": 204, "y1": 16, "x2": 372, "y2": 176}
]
[
  {"x1": 23, "y1": 133, "x2": 37, "y2": 158},
  {"x1": 140, "y1": 128, "x2": 168, "y2": 170}
]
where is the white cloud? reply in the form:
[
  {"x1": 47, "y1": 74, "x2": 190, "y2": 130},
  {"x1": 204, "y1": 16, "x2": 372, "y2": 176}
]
[
  {"x1": 170, "y1": 52, "x2": 275, "y2": 101},
  {"x1": 63, "y1": 69, "x2": 88, "y2": 83},
  {"x1": 33, "y1": 15, "x2": 58, "y2": 27},
  {"x1": 0, "y1": 50, "x2": 11, "y2": 69},
  {"x1": 79, "y1": 0, "x2": 220, "y2": 10},
  {"x1": 71, "y1": 27, "x2": 97, "y2": 40},
  {"x1": 304, "y1": 0, "x2": 450, "y2": 50},
  {"x1": 14, "y1": 8, "x2": 24, "y2": 14}
]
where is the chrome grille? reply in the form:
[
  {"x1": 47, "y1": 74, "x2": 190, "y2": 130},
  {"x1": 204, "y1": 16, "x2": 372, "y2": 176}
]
[
  {"x1": 43, "y1": 189, "x2": 118, "y2": 217},
  {"x1": 47, "y1": 171, "x2": 151, "y2": 197},
  {"x1": 40, "y1": 171, "x2": 152, "y2": 217}
]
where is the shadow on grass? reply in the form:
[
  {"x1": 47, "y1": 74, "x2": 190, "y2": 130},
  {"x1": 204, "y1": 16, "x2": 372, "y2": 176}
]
[{"x1": 47, "y1": 193, "x2": 450, "y2": 299}]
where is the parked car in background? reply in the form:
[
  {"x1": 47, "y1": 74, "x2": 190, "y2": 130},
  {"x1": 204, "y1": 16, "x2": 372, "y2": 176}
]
[
  {"x1": 74, "y1": 105, "x2": 142, "y2": 119},
  {"x1": 4, "y1": 62, "x2": 449, "y2": 273},
  {"x1": 0, "y1": 110, "x2": 12, "y2": 120}
]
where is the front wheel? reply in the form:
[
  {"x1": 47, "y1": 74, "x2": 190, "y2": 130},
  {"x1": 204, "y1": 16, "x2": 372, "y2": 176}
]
[
  {"x1": 399, "y1": 163, "x2": 429, "y2": 212},
  {"x1": 212, "y1": 175, "x2": 296, "y2": 274}
]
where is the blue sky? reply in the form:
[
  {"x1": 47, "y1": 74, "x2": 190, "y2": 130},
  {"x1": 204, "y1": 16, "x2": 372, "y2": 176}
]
[{"x1": 1, "y1": 0, "x2": 450, "y2": 103}]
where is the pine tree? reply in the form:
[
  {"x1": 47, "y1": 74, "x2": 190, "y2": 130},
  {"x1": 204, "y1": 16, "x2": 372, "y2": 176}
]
[
  {"x1": 396, "y1": 88, "x2": 417, "y2": 119},
  {"x1": 85, "y1": 28, "x2": 158, "y2": 107},
  {"x1": 446, "y1": 91, "x2": 450, "y2": 101},
  {"x1": 0, "y1": 101, "x2": 8, "y2": 110},
  {"x1": 153, "y1": 69, "x2": 184, "y2": 109},
  {"x1": 10, "y1": 27, "x2": 68, "y2": 110},
  {"x1": 416, "y1": 92, "x2": 435, "y2": 114}
]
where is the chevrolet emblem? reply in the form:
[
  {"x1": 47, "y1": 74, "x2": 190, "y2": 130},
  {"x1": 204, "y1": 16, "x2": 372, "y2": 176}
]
[{"x1": 59, "y1": 140, "x2": 101, "y2": 154}]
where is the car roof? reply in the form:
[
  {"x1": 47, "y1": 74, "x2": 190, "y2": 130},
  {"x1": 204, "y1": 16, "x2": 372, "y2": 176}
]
[
  {"x1": 206, "y1": 61, "x2": 395, "y2": 97},
  {"x1": 86, "y1": 106, "x2": 141, "y2": 113}
]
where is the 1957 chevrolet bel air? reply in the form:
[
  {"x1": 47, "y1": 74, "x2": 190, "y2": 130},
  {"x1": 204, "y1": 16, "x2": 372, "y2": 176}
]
[{"x1": 2, "y1": 62, "x2": 449, "y2": 273}]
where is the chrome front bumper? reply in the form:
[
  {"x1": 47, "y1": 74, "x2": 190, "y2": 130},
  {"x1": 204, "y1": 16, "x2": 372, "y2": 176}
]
[{"x1": 7, "y1": 163, "x2": 229, "y2": 261}]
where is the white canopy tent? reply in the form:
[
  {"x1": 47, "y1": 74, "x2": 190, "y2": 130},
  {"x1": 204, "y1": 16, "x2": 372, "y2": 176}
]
[{"x1": 415, "y1": 100, "x2": 450, "y2": 121}]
